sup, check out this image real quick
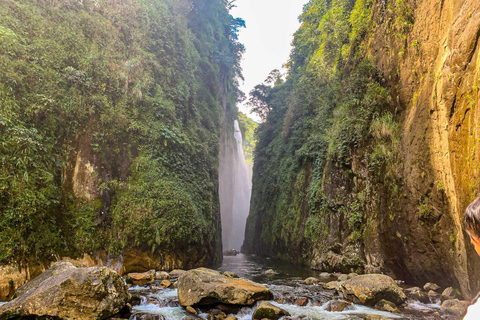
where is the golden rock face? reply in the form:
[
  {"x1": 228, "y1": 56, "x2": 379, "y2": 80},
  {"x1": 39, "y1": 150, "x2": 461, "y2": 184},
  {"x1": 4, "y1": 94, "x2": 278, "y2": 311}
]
[{"x1": 177, "y1": 268, "x2": 273, "y2": 307}]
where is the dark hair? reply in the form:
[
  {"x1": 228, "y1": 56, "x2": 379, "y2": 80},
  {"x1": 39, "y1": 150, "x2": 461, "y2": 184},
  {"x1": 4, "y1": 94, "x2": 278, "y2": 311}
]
[{"x1": 464, "y1": 196, "x2": 480, "y2": 238}]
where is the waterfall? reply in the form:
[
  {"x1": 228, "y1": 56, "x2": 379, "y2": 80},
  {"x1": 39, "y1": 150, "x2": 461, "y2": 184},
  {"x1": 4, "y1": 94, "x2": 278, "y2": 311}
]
[{"x1": 219, "y1": 120, "x2": 252, "y2": 252}]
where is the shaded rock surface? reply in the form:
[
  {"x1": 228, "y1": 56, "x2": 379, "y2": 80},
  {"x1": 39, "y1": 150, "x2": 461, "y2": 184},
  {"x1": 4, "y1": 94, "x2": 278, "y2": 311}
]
[
  {"x1": 0, "y1": 262, "x2": 128, "y2": 320},
  {"x1": 177, "y1": 268, "x2": 272, "y2": 306},
  {"x1": 339, "y1": 274, "x2": 407, "y2": 306},
  {"x1": 440, "y1": 299, "x2": 469, "y2": 317}
]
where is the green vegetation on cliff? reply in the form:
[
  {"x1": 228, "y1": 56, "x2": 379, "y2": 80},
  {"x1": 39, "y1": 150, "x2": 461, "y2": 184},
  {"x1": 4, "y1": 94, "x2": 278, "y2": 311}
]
[
  {"x1": 243, "y1": 0, "x2": 402, "y2": 272},
  {"x1": 0, "y1": 0, "x2": 243, "y2": 266}
]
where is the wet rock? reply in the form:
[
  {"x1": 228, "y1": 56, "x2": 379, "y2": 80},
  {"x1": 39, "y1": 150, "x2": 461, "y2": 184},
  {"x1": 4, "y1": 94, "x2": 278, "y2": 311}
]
[
  {"x1": 160, "y1": 280, "x2": 172, "y2": 288},
  {"x1": 129, "y1": 294, "x2": 142, "y2": 306},
  {"x1": 324, "y1": 281, "x2": 342, "y2": 291},
  {"x1": 294, "y1": 297, "x2": 309, "y2": 306},
  {"x1": 169, "y1": 269, "x2": 186, "y2": 278},
  {"x1": 339, "y1": 274, "x2": 407, "y2": 306},
  {"x1": 441, "y1": 287, "x2": 462, "y2": 302},
  {"x1": 223, "y1": 271, "x2": 239, "y2": 278},
  {"x1": 423, "y1": 282, "x2": 441, "y2": 292},
  {"x1": 374, "y1": 299, "x2": 400, "y2": 313},
  {"x1": 0, "y1": 263, "x2": 129, "y2": 320},
  {"x1": 302, "y1": 277, "x2": 319, "y2": 285},
  {"x1": 186, "y1": 306, "x2": 198, "y2": 315},
  {"x1": 155, "y1": 271, "x2": 171, "y2": 280},
  {"x1": 323, "y1": 299, "x2": 352, "y2": 312},
  {"x1": 405, "y1": 287, "x2": 430, "y2": 303},
  {"x1": 252, "y1": 301, "x2": 290, "y2": 320},
  {"x1": 126, "y1": 270, "x2": 155, "y2": 286},
  {"x1": 177, "y1": 268, "x2": 273, "y2": 306},
  {"x1": 223, "y1": 249, "x2": 239, "y2": 256},
  {"x1": 263, "y1": 269, "x2": 276, "y2": 275},
  {"x1": 440, "y1": 299, "x2": 469, "y2": 317}
]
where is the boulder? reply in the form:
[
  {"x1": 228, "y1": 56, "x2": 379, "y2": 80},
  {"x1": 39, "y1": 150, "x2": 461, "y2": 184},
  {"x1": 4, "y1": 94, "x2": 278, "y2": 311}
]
[
  {"x1": 405, "y1": 287, "x2": 429, "y2": 303},
  {"x1": 126, "y1": 270, "x2": 155, "y2": 286},
  {"x1": 348, "y1": 273, "x2": 358, "y2": 279},
  {"x1": 374, "y1": 299, "x2": 400, "y2": 313},
  {"x1": 223, "y1": 250, "x2": 239, "y2": 256},
  {"x1": 0, "y1": 263, "x2": 129, "y2": 320},
  {"x1": 440, "y1": 299, "x2": 469, "y2": 317},
  {"x1": 441, "y1": 287, "x2": 462, "y2": 302},
  {"x1": 262, "y1": 269, "x2": 276, "y2": 275},
  {"x1": 302, "y1": 277, "x2": 319, "y2": 285},
  {"x1": 294, "y1": 297, "x2": 309, "y2": 306},
  {"x1": 423, "y1": 282, "x2": 441, "y2": 292},
  {"x1": 252, "y1": 301, "x2": 290, "y2": 320},
  {"x1": 186, "y1": 306, "x2": 197, "y2": 315},
  {"x1": 159, "y1": 280, "x2": 172, "y2": 288},
  {"x1": 324, "y1": 281, "x2": 342, "y2": 291},
  {"x1": 323, "y1": 299, "x2": 352, "y2": 312},
  {"x1": 339, "y1": 274, "x2": 407, "y2": 306},
  {"x1": 177, "y1": 268, "x2": 273, "y2": 306},
  {"x1": 155, "y1": 271, "x2": 170, "y2": 280}
]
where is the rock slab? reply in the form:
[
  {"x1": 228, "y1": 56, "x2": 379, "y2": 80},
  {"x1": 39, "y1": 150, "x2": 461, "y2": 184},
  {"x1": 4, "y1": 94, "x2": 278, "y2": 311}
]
[
  {"x1": 177, "y1": 268, "x2": 272, "y2": 306},
  {"x1": 0, "y1": 261, "x2": 129, "y2": 320},
  {"x1": 339, "y1": 274, "x2": 406, "y2": 306}
]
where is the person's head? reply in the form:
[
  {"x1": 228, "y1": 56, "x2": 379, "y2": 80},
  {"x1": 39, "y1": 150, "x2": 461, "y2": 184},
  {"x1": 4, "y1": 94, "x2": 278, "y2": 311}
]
[{"x1": 464, "y1": 196, "x2": 480, "y2": 256}]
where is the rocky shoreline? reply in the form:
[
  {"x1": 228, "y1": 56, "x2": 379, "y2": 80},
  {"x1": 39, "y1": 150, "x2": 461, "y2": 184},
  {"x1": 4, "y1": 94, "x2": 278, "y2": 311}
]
[{"x1": 0, "y1": 260, "x2": 471, "y2": 320}]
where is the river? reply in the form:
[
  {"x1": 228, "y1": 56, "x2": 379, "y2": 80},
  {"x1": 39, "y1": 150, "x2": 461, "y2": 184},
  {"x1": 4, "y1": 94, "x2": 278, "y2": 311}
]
[{"x1": 129, "y1": 254, "x2": 444, "y2": 320}]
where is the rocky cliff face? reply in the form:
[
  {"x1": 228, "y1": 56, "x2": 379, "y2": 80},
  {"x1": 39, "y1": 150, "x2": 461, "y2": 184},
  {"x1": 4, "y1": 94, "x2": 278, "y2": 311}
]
[{"x1": 244, "y1": 0, "x2": 480, "y2": 298}]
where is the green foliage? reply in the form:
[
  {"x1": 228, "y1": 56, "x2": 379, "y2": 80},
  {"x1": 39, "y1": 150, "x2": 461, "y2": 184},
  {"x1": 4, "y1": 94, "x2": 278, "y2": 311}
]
[
  {"x1": 0, "y1": 0, "x2": 242, "y2": 264},
  {"x1": 237, "y1": 112, "x2": 257, "y2": 165},
  {"x1": 244, "y1": 0, "x2": 402, "y2": 268}
]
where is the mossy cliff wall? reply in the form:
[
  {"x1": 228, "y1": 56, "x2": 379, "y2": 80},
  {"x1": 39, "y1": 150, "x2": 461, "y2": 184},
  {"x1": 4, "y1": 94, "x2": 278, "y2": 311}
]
[
  {"x1": 243, "y1": 0, "x2": 480, "y2": 298},
  {"x1": 0, "y1": 0, "x2": 242, "y2": 298}
]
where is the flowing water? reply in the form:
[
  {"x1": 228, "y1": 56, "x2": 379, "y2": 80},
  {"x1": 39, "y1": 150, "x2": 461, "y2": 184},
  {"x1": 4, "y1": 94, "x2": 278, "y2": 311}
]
[{"x1": 130, "y1": 254, "x2": 444, "y2": 320}]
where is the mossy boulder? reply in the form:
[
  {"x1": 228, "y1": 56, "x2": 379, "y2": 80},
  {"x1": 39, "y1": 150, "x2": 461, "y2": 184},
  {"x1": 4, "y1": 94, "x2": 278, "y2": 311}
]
[
  {"x1": 177, "y1": 268, "x2": 273, "y2": 306},
  {"x1": 252, "y1": 302, "x2": 290, "y2": 320}
]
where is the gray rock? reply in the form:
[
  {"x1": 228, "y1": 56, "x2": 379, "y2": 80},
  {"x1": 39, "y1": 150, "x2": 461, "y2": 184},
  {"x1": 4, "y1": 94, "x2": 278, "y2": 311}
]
[
  {"x1": 177, "y1": 268, "x2": 272, "y2": 306},
  {"x1": 252, "y1": 301, "x2": 290, "y2": 320},
  {"x1": 317, "y1": 272, "x2": 336, "y2": 282},
  {"x1": 0, "y1": 264, "x2": 128, "y2": 320}
]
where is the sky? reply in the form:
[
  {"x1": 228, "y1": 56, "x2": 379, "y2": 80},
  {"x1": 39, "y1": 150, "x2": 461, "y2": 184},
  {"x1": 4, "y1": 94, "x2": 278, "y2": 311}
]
[{"x1": 230, "y1": 0, "x2": 309, "y2": 122}]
